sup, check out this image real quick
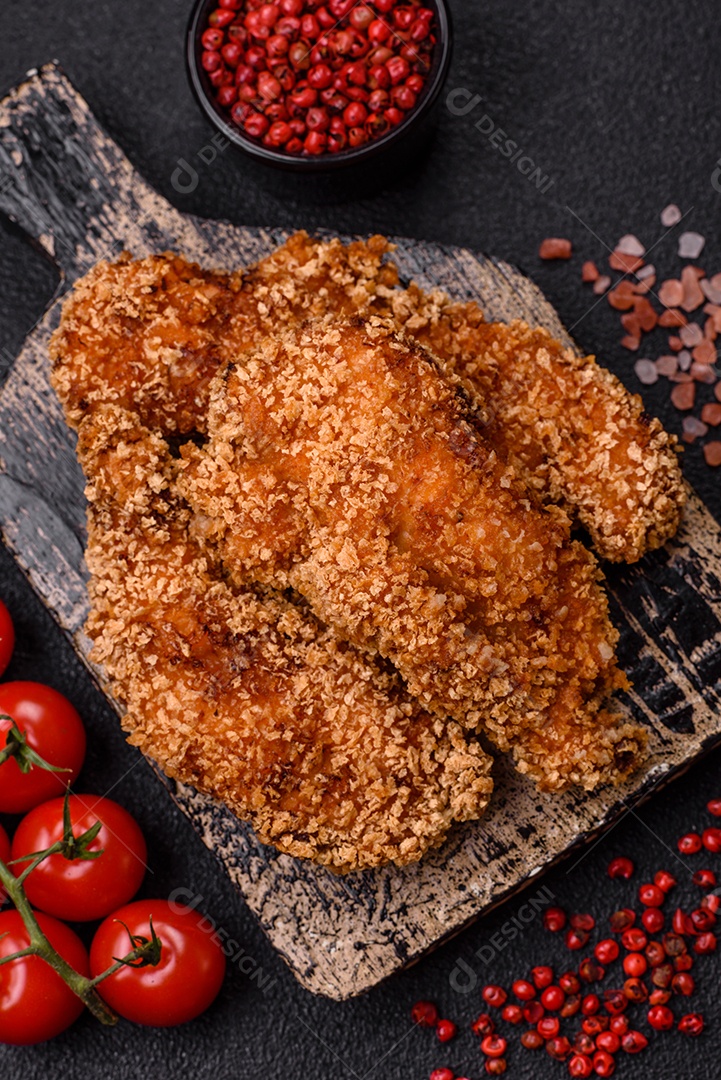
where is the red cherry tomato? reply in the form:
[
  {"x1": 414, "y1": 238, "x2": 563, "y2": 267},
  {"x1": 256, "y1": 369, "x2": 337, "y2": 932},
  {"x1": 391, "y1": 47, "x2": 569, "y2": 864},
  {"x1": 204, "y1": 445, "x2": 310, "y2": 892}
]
[
  {"x1": 11, "y1": 794, "x2": 147, "y2": 922},
  {"x1": 0, "y1": 682, "x2": 86, "y2": 812},
  {"x1": 0, "y1": 823, "x2": 9, "y2": 904},
  {"x1": 90, "y1": 900, "x2": 226, "y2": 1025},
  {"x1": 0, "y1": 909, "x2": 89, "y2": 1044},
  {"x1": 0, "y1": 599, "x2": 14, "y2": 677}
]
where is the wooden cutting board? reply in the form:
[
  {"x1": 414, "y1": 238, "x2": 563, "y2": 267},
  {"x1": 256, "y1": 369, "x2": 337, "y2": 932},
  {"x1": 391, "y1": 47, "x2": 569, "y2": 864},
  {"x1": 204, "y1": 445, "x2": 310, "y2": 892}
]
[{"x1": 2, "y1": 62, "x2": 721, "y2": 1001}]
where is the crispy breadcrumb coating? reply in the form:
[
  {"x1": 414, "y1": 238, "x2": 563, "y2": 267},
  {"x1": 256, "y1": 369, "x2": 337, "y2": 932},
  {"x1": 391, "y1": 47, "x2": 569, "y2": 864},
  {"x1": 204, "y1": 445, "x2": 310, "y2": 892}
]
[
  {"x1": 384, "y1": 287, "x2": 686, "y2": 563},
  {"x1": 178, "y1": 318, "x2": 645, "y2": 792},
  {"x1": 78, "y1": 406, "x2": 493, "y2": 872},
  {"x1": 49, "y1": 232, "x2": 685, "y2": 563},
  {"x1": 48, "y1": 237, "x2": 656, "y2": 801},
  {"x1": 257, "y1": 231, "x2": 686, "y2": 563}
]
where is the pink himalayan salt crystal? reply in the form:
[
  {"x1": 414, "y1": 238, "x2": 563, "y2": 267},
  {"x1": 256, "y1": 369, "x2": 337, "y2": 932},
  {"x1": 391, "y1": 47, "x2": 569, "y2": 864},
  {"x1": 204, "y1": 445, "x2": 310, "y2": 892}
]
[
  {"x1": 704, "y1": 442, "x2": 721, "y2": 466},
  {"x1": 701, "y1": 403, "x2": 721, "y2": 425},
  {"x1": 655, "y1": 355, "x2": 678, "y2": 376},
  {"x1": 593, "y1": 275, "x2": 611, "y2": 295},
  {"x1": 691, "y1": 363, "x2": 717, "y2": 384},
  {"x1": 616, "y1": 234, "x2": 645, "y2": 257},
  {"x1": 539, "y1": 237, "x2": 572, "y2": 259},
  {"x1": 683, "y1": 416, "x2": 708, "y2": 439},
  {"x1": 678, "y1": 231, "x2": 705, "y2": 259},
  {"x1": 637, "y1": 263, "x2": 655, "y2": 280},
  {"x1": 634, "y1": 358, "x2": 658, "y2": 385},
  {"x1": 679, "y1": 323, "x2": 704, "y2": 348},
  {"x1": 661, "y1": 203, "x2": 682, "y2": 227},
  {"x1": 701, "y1": 277, "x2": 721, "y2": 305},
  {"x1": 677, "y1": 350, "x2": 692, "y2": 371},
  {"x1": 671, "y1": 382, "x2": 696, "y2": 409},
  {"x1": 658, "y1": 279, "x2": 684, "y2": 307}
]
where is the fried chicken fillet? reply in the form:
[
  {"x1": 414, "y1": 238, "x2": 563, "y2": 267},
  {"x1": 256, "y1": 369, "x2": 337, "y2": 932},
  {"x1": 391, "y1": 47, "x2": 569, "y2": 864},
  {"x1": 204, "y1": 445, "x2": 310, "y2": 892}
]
[
  {"x1": 76, "y1": 405, "x2": 493, "y2": 873},
  {"x1": 178, "y1": 318, "x2": 645, "y2": 792},
  {"x1": 257, "y1": 232, "x2": 686, "y2": 563},
  {"x1": 49, "y1": 234, "x2": 685, "y2": 564}
]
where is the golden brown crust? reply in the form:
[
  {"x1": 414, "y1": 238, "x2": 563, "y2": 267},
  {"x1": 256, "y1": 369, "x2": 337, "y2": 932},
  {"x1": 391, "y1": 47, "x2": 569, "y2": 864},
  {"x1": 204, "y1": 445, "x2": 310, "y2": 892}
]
[
  {"x1": 78, "y1": 406, "x2": 493, "y2": 873},
  {"x1": 383, "y1": 287, "x2": 687, "y2": 563},
  {"x1": 49, "y1": 231, "x2": 685, "y2": 563},
  {"x1": 47, "y1": 236, "x2": 654, "y2": 811},
  {"x1": 179, "y1": 317, "x2": 646, "y2": 791}
]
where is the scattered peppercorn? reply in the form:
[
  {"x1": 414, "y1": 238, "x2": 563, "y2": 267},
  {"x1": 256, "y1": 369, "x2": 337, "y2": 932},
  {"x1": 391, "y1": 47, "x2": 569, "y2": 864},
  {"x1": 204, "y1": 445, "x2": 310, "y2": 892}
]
[
  {"x1": 595, "y1": 939, "x2": 620, "y2": 964},
  {"x1": 678, "y1": 1012, "x2": 704, "y2": 1036},
  {"x1": 653, "y1": 870, "x2": 677, "y2": 893},
  {"x1": 647, "y1": 1004, "x2": 675, "y2": 1031},
  {"x1": 592, "y1": 1049, "x2": 616, "y2": 1076},
  {"x1": 511, "y1": 979, "x2": 536, "y2": 1002},
  {"x1": 543, "y1": 906, "x2": 567, "y2": 932},
  {"x1": 481, "y1": 985, "x2": 507, "y2": 1008},
  {"x1": 565, "y1": 928, "x2": 590, "y2": 951},
  {"x1": 522, "y1": 1000, "x2": 544, "y2": 1025},
  {"x1": 537, "y1": 1015, "x2": 560, "y2": 1040},
  {"x1": 540, "y1": 985, "x2": 565, "y2": 1011},
  {"x1": 530, "y1": 965, "x2": 554, "y2": 990},
  {"x1": 568, "y1": 1052, "x2": 593, "y2": 1077},
  {"x1": 546, "y1": 1034, "x2": 571, "y2": 1060},
  {"x1": 436, "y1": 1019, "x2": 456, "y2": 1043},
  {"x1": 501, "y1": 1004, "x2": 523, "y2": 1025},
  {"x1": 671, "y1": 972, "x2": 695, "y2": 996},
  {"x1": 693, "y1": 869, "x2": 717, "y2": 888},
  {"x1": 558, "y1": 972, "x2": 581, "y2": 995},
  {"x1": 620, "y1": 928, "x2": 647, "y2": 952},
  {"x1": 702, "y1": 827, "x2": 721, "y2": 852},
  {"x1": 609, "y1": 909, "x2": 636, "y2": 933},
  {"x1": 641, "y1": 908, "x2": 664, "y2": 934},
  {"x1": 520, "y1": 1029, "x2": 544, "y2": 1050},
  {"x1": 607, "y1": 857, "x2": 634, "y2": 880},
  {"x1": 480, "y1": 1034, "x2": 507, "y2": 1058},
  {"x1": 412, "y1": 798, "x2": 721, "y2": 1076},
  {"x1": 411, "y1": 1000, "x2": 438, "y2": 1027},
  {"x1": 484, "y1": 1059, "x2": 507, "y2": 1076},
  {"x1": 638, "y1": 883, "x2": 665, "y2": 908},
  {"x1": 581, "y1": 994, "x2": 601, "y2": 1016},
  {"x1": 678, "y1": 833, "x2": 703, "y2": 855},
  {"x1": 621, "y1": 1029, "x2": 648, "y2": 1053},
  {"x1": 471, "y1": 1012, "x2": 495, "y2": 1037}
]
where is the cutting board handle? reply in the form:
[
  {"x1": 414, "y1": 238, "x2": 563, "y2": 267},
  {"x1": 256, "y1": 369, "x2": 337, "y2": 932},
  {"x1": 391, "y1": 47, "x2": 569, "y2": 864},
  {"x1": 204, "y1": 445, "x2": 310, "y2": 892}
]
[{"x1": 0, "y1": 62, "x2": 187, "y2": 280}]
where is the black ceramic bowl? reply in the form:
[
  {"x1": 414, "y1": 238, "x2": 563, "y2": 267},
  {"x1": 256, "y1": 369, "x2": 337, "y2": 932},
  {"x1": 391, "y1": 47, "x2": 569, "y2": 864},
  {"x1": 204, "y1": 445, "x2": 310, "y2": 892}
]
[{"x1": 186, "y1": 0, "x2": 453, "y2": 172}]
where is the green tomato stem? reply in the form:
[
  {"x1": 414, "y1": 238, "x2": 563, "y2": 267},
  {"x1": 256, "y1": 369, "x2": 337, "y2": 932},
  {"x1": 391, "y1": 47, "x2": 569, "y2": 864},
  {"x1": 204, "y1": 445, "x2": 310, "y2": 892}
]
[
  {"x1": 0, "y1": 857, "x2": 118, "y2": 1024},
  {"x1": 0, "y1": 718, "x2": 71, "y2": 774},
  {"x1": 0, "y1": 734, "x2": 21, "y2": 768}
]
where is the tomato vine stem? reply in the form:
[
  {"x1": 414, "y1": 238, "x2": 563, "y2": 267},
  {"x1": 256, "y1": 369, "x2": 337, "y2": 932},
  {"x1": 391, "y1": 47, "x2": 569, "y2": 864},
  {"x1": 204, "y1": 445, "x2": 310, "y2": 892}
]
[
  {"x1": 0, "y1": 856, "x2": 118, "y2": 1025},
  {"x1": 0, "y1": 793, "x2": 162, "y2": 1026}
]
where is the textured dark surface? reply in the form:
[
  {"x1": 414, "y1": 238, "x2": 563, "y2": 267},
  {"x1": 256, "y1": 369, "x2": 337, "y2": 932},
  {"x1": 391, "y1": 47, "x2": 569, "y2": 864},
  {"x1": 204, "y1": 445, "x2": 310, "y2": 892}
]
[{"x1": 0, "y1": 1, "x2": 721, "y2": 1078}]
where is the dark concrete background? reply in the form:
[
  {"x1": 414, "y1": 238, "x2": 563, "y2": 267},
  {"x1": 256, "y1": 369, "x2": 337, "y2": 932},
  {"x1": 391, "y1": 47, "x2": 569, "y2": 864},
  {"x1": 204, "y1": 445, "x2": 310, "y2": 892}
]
[{"x1": 1, "y1": 1, "x2": 721, "y2": 1077}]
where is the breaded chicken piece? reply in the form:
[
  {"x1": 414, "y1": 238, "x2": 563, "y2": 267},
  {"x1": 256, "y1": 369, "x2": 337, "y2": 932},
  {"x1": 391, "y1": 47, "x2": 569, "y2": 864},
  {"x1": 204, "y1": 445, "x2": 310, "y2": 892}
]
[
  {"x1": 49, "y1": 233, "x2": 684, "y2": 563},
  {"x1": 383, "y1": 287, "x2": 686, "y2": 563},
  {"x1": 179, "y1": 318, "x2": 645, "y2": 792},
  {"x1": 254, "y1": 231, "x2": 686, "y2": 563},
  {"x1": 78, "y1": 406, "x2": 493, "y2": 873},
  {"x1": 49, "y1": 236, "x2": 395, "y2": 436}
]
